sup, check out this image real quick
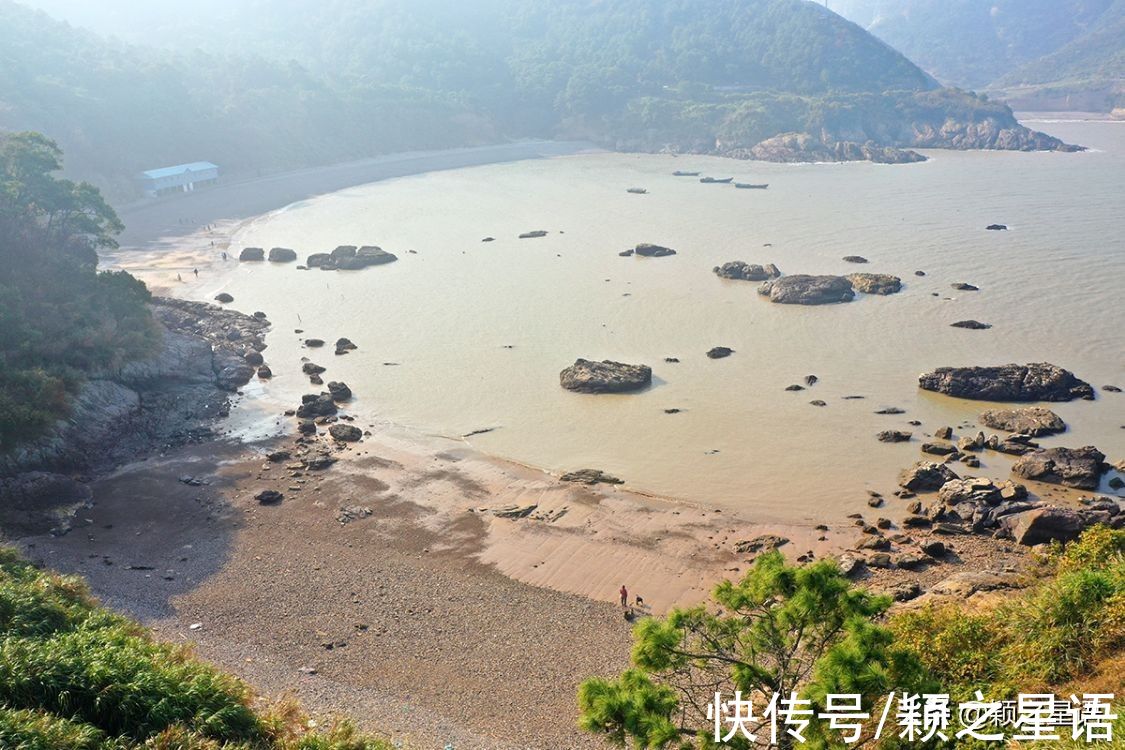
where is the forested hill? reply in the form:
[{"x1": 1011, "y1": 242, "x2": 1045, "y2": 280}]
[
  {"x1": 0, "y1": 0, "x2": 1073, "y2": 197},
  {"x1": 830, "y1": 0, "x2": 1125, "y2": 110}
]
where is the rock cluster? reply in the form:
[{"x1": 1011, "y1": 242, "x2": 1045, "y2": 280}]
[
  {"x1": 306, "y1": 245, "x2": 398, "y2": 270},
  {"x1": 560, "y1": 469, "x2": 624, "y2": 485},
  {"x1": 846, "y1": 273, "x2": 902, "y2": 295}
]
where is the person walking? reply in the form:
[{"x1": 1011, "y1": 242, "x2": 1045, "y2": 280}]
[{"x1": 619, "y1": 584, "x2": 628, "y2": 607}]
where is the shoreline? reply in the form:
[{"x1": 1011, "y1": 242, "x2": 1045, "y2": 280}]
[{"x1": 16, "y1": 141, "x2": 1120, "y2": 747}]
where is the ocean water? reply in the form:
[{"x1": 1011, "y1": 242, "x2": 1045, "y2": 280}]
[{"x1": 205, "y1": 120, "x2": 1124, "y2": 523}]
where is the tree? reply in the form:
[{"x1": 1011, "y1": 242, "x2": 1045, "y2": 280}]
[{"x1": 578, "y1": 551, "x2": 932, "y2": 749}]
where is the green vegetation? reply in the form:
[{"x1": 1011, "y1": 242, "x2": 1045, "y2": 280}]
[
  {"x1": 1, "y1": 0, "x2": 1012, "y2": 198},
  {"x1": 580, "y1": 527, "x2": 1125, "y2": 748},
  {"x1": 0, "y1": 546, "x2": 392, "y2": 749},
  {"x1": 0, "y1": 131, "x2": 156, "y2": 450}
]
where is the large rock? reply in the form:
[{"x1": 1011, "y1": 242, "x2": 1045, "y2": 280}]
[
  {"x1": 899, "y1": 461, "x2": 960, "y2": 492},
  {"x1": 633, "y1": 243, "x2": 676, "y2": 258},
  {"x1": 337, "y1": 246, "x2": 398, "y2": 270},
  {"x1": 979, "y1": 407, "x2": 1066, "y2": 436},
  {"x1": 1004, "y1": 507, "x2": 1090, "y2": 546},
  {"x1": 559, "y1": 359, "x2": 652, "y2": 394},
  {"x1": 239, "y1": 247, "x2": 264, "y2": 261},
  {"x1": 268, "y1": 247, "x2": 298, "y2": 262},
  {"x1": 758, "y1": 275, "x2": 855, "y2": 305},
  {"x1": 327, "y1": 381, "x2": 352, "y2": 401},
  {"x1": 307, "y1": 253, "x2": 335, "y2": 269},
  {"x1": 713, "y1": 261, "x2": 780, "y2": 281},
  {"x1": 846, "y1": 273, "x2": 902, "y2": 295},
  {"x1": 328, "y1": 424, "x2": 362, "y2": 442},
  {"x1": 918, "y1": 363, "x2": 1095, "y2": 402},
  {"x1": 296, "y1": 393, "x2": 337, "y2": 419},
  {"x1": 938, "y1": 477, "x2": 1025, "y2": 506},
  {"x1": 1012, "y1": 446, "x2": 1107, "y2": 489}
]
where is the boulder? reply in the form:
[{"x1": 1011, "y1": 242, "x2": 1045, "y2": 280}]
[
  {"x1": 327, "y1": 381, "x2": 352, "y2": 401},
  {"x1": 296, "y1": 393, "x2": 337, "y2": 419},
  {"x1": 559, "y1": 359, "x2": 652, "y2": 394},
  {"x1": 256, "y1": 365, "x2": 272, "y2": 379},
  {"x1": 986, "y1": 224, "x2": 1008, "y2": 231},
  {"x1": 1004, "y1": 507, "x2": 1089, "y2": 546},
  {"x1": 214, "y1": 293, "x2": 234, "y2": 304},
  {"x1": 244, "y1": 350, "x2": 264, "y2": 366},
  {"x1": 633, "y1": 243, "x2": 676, "y2": 257},
  {"x1": 337, "y1": 247, "x2": 398, "y2": 270},
  {"x1": 560, "y1": 469, "x2": 624, "y2": 485},
  {"x1": 979, "y1": 407, "x2": 1066, "y2": 436},
  {"x1": 918, "y1": 363, "x2": 1094, "y2": 402},
  {"x1": 706, "y1": 346, "x2": 734, "y2": 359},
  {"x1": 951, "y1": 282, "x2": 979, "y2": 291},
  {"x1": 331, "y1": 245, "x2": 357, "y2": 259},
  {"x1": 256, "y1": 490, "x2": 283, "y2": 505},
  {"x1": 877, "y1": 430, "x2": 912, "y2": 443},
  {"x1": 899, "y1": 461, "x2": 959, "y2": 492},
  {"x1": 1012, "y1": 446, "x2": 1107, "y2": 489},
  {"x1": 951, "y1": 320, "x2": 992, "y2": 330},
  {"x1": 215, "y1": 361, "x2": 255, "y2": 391},
  {"x1": 268, "y1": 247, "x2": 298, "y2": 262},
  {"x1": 335, "y1": 337, "x2": 357, "y2": 355},
  {"x1": 239, "y1": 247, "x2": 264, "y2": 261},
  {"x1": 713, "y1": 261, "x2": 781, "y2": 281},
  {"x1": 921, "y1": 442, "x2": 957, "y2": 456},
  {"x1": 519, "y1": 230, "x2": 548, "y2": 239},
  {"x1": 305, "y1": 339, "x2": 325, "y2": 348},
  {"x1": 306, "y1": 253, "x2": 335, "y2": 269},
  {"x1": 328, "y1": 424, "x2": 362, "y2": 442},
  {"x1": 302, "y1": 362, "x2": 326, "y2": 375},
  {"x1": 758, "y1": 275, "x2": 855, "y2": 305},
  {"x1": 846, "y1": 273, "x2": 902, "y2": 295},
  {"x1": 842, "y1": 255, "x2": 868, "y2": 264},
  {"x1": 938, "y1": 477, "x2": 1024, "y2": 506}
]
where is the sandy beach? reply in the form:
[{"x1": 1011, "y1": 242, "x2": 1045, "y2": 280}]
[{"x1": 22, "y1": 141, "x2": 1103, "y2": 748}]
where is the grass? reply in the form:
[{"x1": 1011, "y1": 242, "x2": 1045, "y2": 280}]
[{"x1": 0, "y1": 548, "x2": 393, "y2": 750}]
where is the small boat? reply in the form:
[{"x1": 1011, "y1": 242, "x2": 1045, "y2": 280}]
[
  {"x1": 700, "y1": 176, "x2": 733, "y2": 184},
  {"x1": 672, "y1": 170, "x2": 700, "y2": 177},
  {"x1": 735, "y1": 183, "x2": 769, "y2": 189},
  {"x1": 627, "y1": 187, "x2": 648, "y2": 194}
]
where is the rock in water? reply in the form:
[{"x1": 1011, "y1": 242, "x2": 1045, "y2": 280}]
[
  {"x1": 328, "y1": 424, "x2": 362, "y2": 442},
  {"x1": 214, "y1": 293, "x2": 234, "y2": 304},
  {"x1": 713, "y1": 261, "x2": 780, "y2": 281},
  {"x1": 918, "y1": 363, "x2": 1094, "y2": 402},
  {"x1": 519, "y1": 230, "x2": 548, "y2": 239},
  {"x1": 327, "y1": 381, "x2": 352, "y2": 401},
  {"x1": 560, "y1": 469, "x2": 624, "y2": 485},
  {"x1": 877, "y1": 430, "x2": 912, "y2": 443},
  {"x1": 899, "y1": 461, "x2": 960, "y2": 492},
  {"x1": 633, "y1": 243, "x2": 677, "y2": 257},
  {"x1": 239, "y1": 247, "x2": 264, "y2": 261},
  {"x1": 951, "y1": 320, "x2": 992, "y2": 330},
  {"x1": 979, "y1": 407, "x2": 1067, "y2": 436},
  {"x1": 846, "y1": 273, "x2": 902, "y2": 295},
  {"x1": 758, "y1": 275, "x2": 855, "y2": 305},
  {"x1": 986, "y1": 224, "x2": 1008, "y2": 231},
  {"x1": 268, "y1": 247, "x2": 298, "y2": 262},
  {"x1": 706, "y1": 347, "x2": 734, "y2": 359},
  {"x1": 1012, "y1": 446, "x2": 1107, "y2": 489},
  {"x1": 559, "y1": 359, "x2": 652, "y2": 394},
  {"x1": 842, "y1": 256, "x2": 868, "y2": 264},
  {"x1": 951, "y1": 282, "x2": 979, "y2": 291}
]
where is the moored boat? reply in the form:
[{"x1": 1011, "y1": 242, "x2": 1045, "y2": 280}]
[
  {"x1": 735, "y1": 182, "x2": 769, "y2": 189},
  {"x1": 672, "y1": 170, "x2": 700, "y2": 176},
  {"x1": 700, "y1": 176, "x2": 733, "y2": 184},
  {"x1": 627, "y1": 187, "x2": 648, "y2": 194}
]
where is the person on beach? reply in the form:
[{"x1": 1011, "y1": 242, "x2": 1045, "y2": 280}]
[
  {"x1": 177, "y1": 273, "x2": 182, "y2": 282},
  {"x1": 619, "y1": 584, "x2": 628, "y2": 607},
  {"x1": 221, "y1": 251, "x2": 227, "y2": 260},
  {"x1": 193, "y1": 268, "x2": 199, "y2": 277}
]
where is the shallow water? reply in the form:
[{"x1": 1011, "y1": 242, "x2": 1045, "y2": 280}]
[{"x1": 200, "y1": 120, "x2": 1124, "y2": 523}]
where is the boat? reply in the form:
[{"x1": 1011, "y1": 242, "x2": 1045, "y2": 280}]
[
  {"x1": 627, "y1": 187, "x2": 648, "y2": 194},
  {"x1": 700, "y1": 176, "x2": 733, "y2": 184},
  {"x1": 735, "y1": 183, "x2": 769, "y2": 189},
  {"x1": 672, "y1": 170, "x2": 700, "y2": 177}
]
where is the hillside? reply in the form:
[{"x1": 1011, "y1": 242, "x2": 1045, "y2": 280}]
[
  {"x1": 0, "y1": 0, "x2": 1076, "y2": 196},
  {"x1": 830, "y1": 0, "x2": 1125, "y2": 110}
]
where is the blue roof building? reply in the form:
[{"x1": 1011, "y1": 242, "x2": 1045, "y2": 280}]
[{"x1": 139, "y1": 161, "x2": 219, "y2": 197}]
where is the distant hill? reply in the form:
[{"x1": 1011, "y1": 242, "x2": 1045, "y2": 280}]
[
  {"x1": 830, "y1": 0, "x2": 1124, "y2": 110},
  {"x1": 0, "y1": 0, "x2": 1076, "y2": 197}
]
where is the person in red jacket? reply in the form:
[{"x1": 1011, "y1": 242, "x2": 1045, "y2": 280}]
[{"x1": 619, "y1": 584, "x2": 628, "y2": 607}]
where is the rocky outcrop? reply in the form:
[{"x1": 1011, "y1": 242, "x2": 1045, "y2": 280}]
[
  {"x1": 239, "y1": 247, "x2": 264, "y2": 261},
  {"x1": 633, "y1": 243, "x2": 676, "y2": 258},
  {"x1": 758, "y1": 275, "x2": 855, "y2": 305},
  {"x1": 1011, "y1": 446, "x2": 1107, "y2": 489},
  {"x1": 979, "y1": 407, "x2": 1066, "y2": 436},
  {"x1": 0, "y1": 471, "x2": 94, "y2": 536},
  {"x1": 918, "y1": 363, "x2": 1095, "y2": 402},
  {"x1": 338, "y1": 246, "x2": 398, "y2": 270},
  {"x1": 1003, "y1": 507, "x2": 1104, "y2": 546},
  {"x1": 268, "y1": 247, "x2": 298, "y2": 262},
  {"x1": 713, "y1": 261, "x2": 780, "y2": 281},
  {"x1": 846, "y1": 273, "x2": 902, "y2": 295},
  {"x1": 747, "y1": 133, "x2": 926, "y2": 164},
  {"x1": 559, "y1": 359, "x2": 652, "y2": 394},
  {"x1": 899, "y1": 461, "x2": 959, "y2": 492},
  {"x1": 560, "y1": 469, "x2": 624, "y2": 485}
]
